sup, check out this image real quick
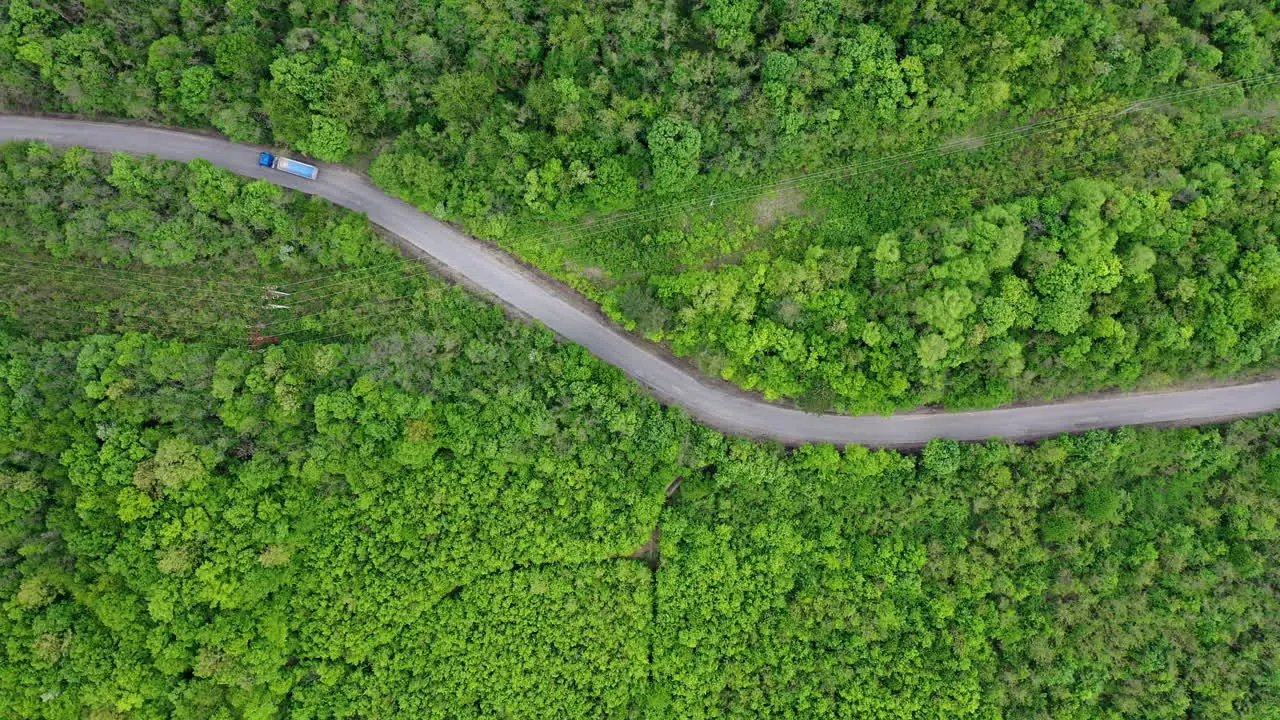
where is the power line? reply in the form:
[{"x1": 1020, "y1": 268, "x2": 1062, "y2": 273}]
[
  {"x1": 282, "y1": 260, "x2": 425, "y2": 296},
  {"x1": 4, "y1": 124, "x2": 1229, "y2": 355},
  {"x1": 0, "y1": 255, "x2": 265, "y2": 291},
  {"x1": 265, "y1": 112, "x2": 1220, "y2": 347},
  {"x1": 266, "y1": 72, "x2": 1280, "y2": 292},
  {"x1": 275, "y1": 153, "x2": 1125, "y2": 349},
  {"x1": 263, "y1": 291, "x2": 423, "y2": 331},
  {"x1": 133, "y1": 140, "x2": 1147, "y2": 352},
  {"x1": 537, "y1": 72, "x2": 1280, "y2": 239},
  {"x1": 269, "y1": 297, "x2": 419, "y2": 340},
  {"x1": 5, "y1": 300, "x2": 248, "y2": 330},
  {"x1": 527, "y1": 74, "x2": 1280, "y2": 246},
  {"x1": 279, "y1": 261, "x2": 437, "y2": 306},
  {"x1": 276, "y1": 254, "x2": 420, "y2": 291},
  {"x1": 0, "y1": 263, "x2": 262, "y2": 310},
  {"x1": 0, "y1": 258, "x2": 429, "y2": 345},
  {"x1": 0, "y1": 266, "x2": 255, "y2": 308},
  {"x1": 283, "y1": 306, "x2": 430, "y2": 349},
  {"x1": 5, "y1": 299, "x2": 247, "y2": 334},
  {"x1": 0, "y1": 257, "x2": 262, "y2": 302},
  {"x1": 292, "y1": 120, "x2": 1212, "y2": 347},
  {"x1": 12, "y1": 74, "x2": 1279, "y2": 355}
]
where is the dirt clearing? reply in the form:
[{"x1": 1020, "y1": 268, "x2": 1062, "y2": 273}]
[{"x1": 752, "y1": 185, "x2": 806, "y2": 228}]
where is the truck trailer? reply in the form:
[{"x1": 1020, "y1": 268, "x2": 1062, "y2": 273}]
[{"x1": 258, "y1": 152, "x2": 318, "y2": 180}]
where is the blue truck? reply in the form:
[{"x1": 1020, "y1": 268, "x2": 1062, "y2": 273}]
[{"x1": 258, "y1": 152, "x2": 319, "y2": 180}]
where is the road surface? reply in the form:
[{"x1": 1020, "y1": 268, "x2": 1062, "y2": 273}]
[{"x1": 5, "y1": 115, "x2": 1280, "y2": 448}]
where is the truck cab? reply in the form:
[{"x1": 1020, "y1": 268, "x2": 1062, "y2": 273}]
[{"x1": 257, "y1": 151, "x2": 318, "y2": 180}]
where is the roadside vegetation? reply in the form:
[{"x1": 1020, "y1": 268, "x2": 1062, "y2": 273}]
[
  {"x1": 625, "y1": 107, "x2": 1280, "y2": 412},
  {"x1": 2, "y1": 151, "x2": 1279, "y2": 718},
  {"x1": 0, "y1": 142, "x2": 478, "y2": 349},
  {"x1": 4, "y1": 0, "x2": 1280, "y2": 409}
]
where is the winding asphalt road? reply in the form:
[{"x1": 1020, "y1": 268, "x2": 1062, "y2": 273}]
[{"x1": 6, "y1": 115, "x2": 1280, "y2": 448}]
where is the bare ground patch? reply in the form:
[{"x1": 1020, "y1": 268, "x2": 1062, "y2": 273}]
[
  {"x1": 615, "y1": 476, "x2": 683, "y2": 569},
  {"x1": 623, "y1": 527, "x2": 661, "y2": 569},
  {"x1": 579, "y1": 264, "x2": 613, "y2": 284},
  {"x1": 1224, "y1": 99, "x2": 1280, "y2": 120},
  {"x1": 940, "y1": 131, "x2": 986, "y2": 151},
  {"x1": 752, "y1": 185, "x2": 807, "y2": 228},
  {"x1": 561, "y1": 259, "x2": 616, "y2": 290}
]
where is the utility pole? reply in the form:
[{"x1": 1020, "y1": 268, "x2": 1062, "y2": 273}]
[
  {"x1": 263, "y1": 287, "x2": 290, "y2": 310},
  {"x1": 252, "y1": 287, "x2": 291, "y2": 348}
]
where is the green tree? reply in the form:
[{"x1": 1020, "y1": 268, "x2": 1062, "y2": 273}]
[
  {"x1": 647, "y1": 118, "x2": 701, "y2": 196},
  {"x1": 301, "y1": 115, "x2": 351, "y2": 161}
]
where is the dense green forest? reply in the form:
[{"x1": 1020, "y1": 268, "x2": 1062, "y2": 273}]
[
  {"x1": 2, "y1": 0, "x2": 1272, "y2": 198},
  {"x1": 632, "y1": 108, "x2": 1280, "y2": 411},
  {"x1": 0, "y1": 141, "x2": 497, "y2": 348},
  {"x1": 6, "y1": 323, "x2": 1280, "y2": 718},
  {"x1": 0, "y1": 146, "x2": 690, "y2": 717},
  {"x1": 2, "y1": 147, "x2": 1279, "y2": 718},
  {"x1": 4, "y1": 0, "x2": 1280, "y2": 410},
  {"x1": 655, "y1": 428, "x2": 1280, "y2": 718}
]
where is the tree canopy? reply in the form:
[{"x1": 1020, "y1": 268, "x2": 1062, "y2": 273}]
[
  {"x1": 4, "y1": 1, "x2": 1280, "y2": 409},
  {"x1": 2, "y1": 144, "x2": 1279, "y2": 717}
]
